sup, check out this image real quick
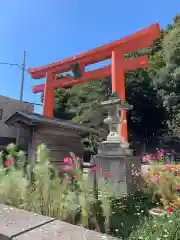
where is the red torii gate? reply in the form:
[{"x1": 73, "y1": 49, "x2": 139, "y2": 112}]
[{"x1": 28, "y1": 23, "x2": 160, "y2": 144}]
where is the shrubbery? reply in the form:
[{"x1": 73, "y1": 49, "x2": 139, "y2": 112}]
[
  {"x1": 144, "y1": 164, "x2": 180, "y2": 208},
  {"x1": 1, "y1": 143, "x2": 180, "y2": 239},
  {"x1": 0, "y1": 144, "x2": 113, "y2": 232},
  {"x1": 129, "y1": 210, "x2": 180, "y2": 240}
]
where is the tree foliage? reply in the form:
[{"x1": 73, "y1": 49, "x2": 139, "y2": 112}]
[{"x1": 153, "y1": 15, "x2": 180, "y2": 138}]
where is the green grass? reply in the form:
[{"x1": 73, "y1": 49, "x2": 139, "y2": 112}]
[
  {"x1": 128, "y1": 210, "x2": 180, "y2": 240},
  {"x1": 108, "y1": 193, "x2": 156, "y2": 239}
]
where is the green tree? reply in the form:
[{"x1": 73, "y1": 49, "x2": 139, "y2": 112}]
[
  {"x1": 154, "y1": 14, "x2": 180, "y2": 138},
  {"x1": 126, "y1": 69, "x2": 166, "y2": 145}
]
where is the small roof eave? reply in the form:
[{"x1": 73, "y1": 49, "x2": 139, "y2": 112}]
[
  {"x1": 4, "y1": 112, "x2": 36, "y2": 127},
  {"x1": 5, "y1": 111, "x2": 101, "y2": 135}
]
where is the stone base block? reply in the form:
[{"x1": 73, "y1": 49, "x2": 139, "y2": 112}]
[
  {"x1": 93, "y1": 155, "x2": 141, "y2": 198},
  {"x1": 98, "y1": 141, "x2": 133, "y2": 157}
]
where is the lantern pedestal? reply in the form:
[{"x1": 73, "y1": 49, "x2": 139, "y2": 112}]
[{"x1": 94, "y1": 95, "x2": 141, "y2": 197}]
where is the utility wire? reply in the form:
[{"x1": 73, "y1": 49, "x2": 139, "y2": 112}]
[
  {"x1": 24, "y1": 101, "x2": 43, "y2": 106},
  {"x1": 0, "y1": 61, "x2": 28, "y2": 71},
  {"x1": 0, "y1": 60, "x2": 42, "y2": 107}
]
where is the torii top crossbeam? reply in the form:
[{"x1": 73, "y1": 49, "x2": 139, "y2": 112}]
[{"x1": 28, "y1": 23, "x2": 160, "y2": 143}]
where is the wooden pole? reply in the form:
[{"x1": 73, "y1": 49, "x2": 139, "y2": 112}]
[
  {"x1": 16, "y1": 50, "x2": 26, "y2": 146},
  {"x1": 20, "y1": 50, "x2": 26, "y2": 101}
]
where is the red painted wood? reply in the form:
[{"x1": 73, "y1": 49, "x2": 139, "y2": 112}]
[
  {"x1": 28, "y1": 24, "x2": 160, "y2": 79},
  {"x1": 28, "y1": 23, "x2": 160, "y2": 143},
  {"x1": 32, "y1": 56, "x2": 148, "y2": 93}
]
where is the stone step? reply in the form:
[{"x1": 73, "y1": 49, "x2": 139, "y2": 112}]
[{"x1": 0, "y1": 205, "x2": 119, "y2": 240}]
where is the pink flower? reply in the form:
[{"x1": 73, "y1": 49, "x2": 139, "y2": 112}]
[
  {"x1": 151, "y1": 155, "x2": 156, "y2": 161},
  {"x1": 152, "y1": 175, "x2": 157, "y2": 180},
  {"x1": 142, "y1": 154, "x2": 151, "y2": 162},
  {"x1": 156, "y1": 179, "x2": 160, "y2": 184},
  {"x1": 64, "y1": 157, "x2": 72, "y2": 163},
  {"x1": 141, "y1": 154, "x2": 156, "y2": 163},
  {"x1": 62, "y1": 165, "x2": 72, "y2": 172},
  {"x1": 76, "y1": 157, "x2": 81, "y2": 161},
  {"x1": 72, "y1": 175, "x2": 76, "y2": 182},
  {"x1": 156, "y1": 149, "x2": 165, "y2": 158},
  {"x1": 91, "y1": 167, "x2": 97, "y2": 172},
  {"x1": 63, "y1": 177, "x2": 68, "y2": 183},
  {"x1": 4, "y1": 158, "x2": 13, "y2": 167},
  {"x1": 167, "y1": 207, "x2": 174, "y2": 213},
  {"x1": 106, "y1": 172, "x2": 113, "y2": 178}
]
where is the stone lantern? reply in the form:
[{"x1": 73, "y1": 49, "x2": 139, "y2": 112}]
[
  {"x1": 93, "y1": 93, "x2": 141, "y2": 197},
  {"x1": 98, "y1": 94, "x2": 133, "y2": 157}
]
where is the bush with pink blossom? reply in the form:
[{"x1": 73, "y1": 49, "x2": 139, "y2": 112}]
[{"x1": 141, "y1": 148, "x2": 170, "y2": 165}]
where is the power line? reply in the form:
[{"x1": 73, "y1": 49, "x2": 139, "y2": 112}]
[
  {"x1": 24, "y1": 101, "x2": 43, "y2": 106},
  {"x1": 0, "y1": 58, "x2": 42, "y2": 106},
  {"x1": 0, "y1": 61, "x2": 28, "y2": 71}
]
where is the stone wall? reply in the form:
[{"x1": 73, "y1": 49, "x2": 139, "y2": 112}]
[{"x1": 0, "y1": 204, "x2": 118, "y2": 240}]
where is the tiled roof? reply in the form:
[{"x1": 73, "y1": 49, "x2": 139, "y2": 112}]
[{"x1": 5, "y1": 111, "x2": 100, "y2": 135}]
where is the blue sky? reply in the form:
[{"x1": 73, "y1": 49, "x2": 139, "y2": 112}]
[{"x1": 0, "y1": 0, "x2": 179, "y2": 113}]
